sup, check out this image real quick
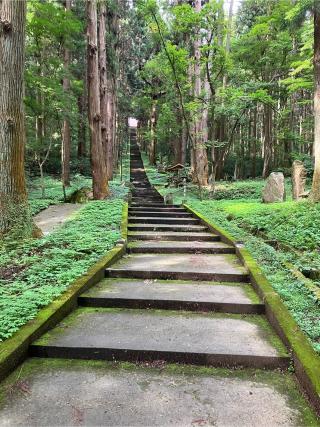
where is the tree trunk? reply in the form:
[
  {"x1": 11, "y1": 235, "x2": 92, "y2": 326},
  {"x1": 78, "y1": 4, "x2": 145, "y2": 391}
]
[
  {"x1": 252, "y1": 107, "x2": 257, "y2": 178},
  {"x1": 87, "y1": 0, "x2": 108, "y2": 199},
  {"x1": 192, "y1": 0, "x2": 208, "y2": 186},
  {"x1": 98, "y1": 1, "x2": 109, "y2": 174},
  {"x1": 61, "y1": 0, "x2": 71, "y2": 187},
  {"x1": 106, "y1": 76, "x2": 114, "y2": 180},
  {"x1": 310, "y1": 6, "x2": 320, "y2": 202},
  {"x1": 149, "y1": 100, "x2": 156, "y2": 165},
  {"x1": 262, "y1": 103, "x2": 272, "y2": 178},
  {"x1": 77, "y1": 93, "x2": 86, "y2": 162},
  {"x1": 0, "y1": 0, "x2": 33, "y2": 236}
]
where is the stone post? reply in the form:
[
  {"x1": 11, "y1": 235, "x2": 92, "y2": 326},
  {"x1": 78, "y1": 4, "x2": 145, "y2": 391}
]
[{"x1": 292, "y1": 160, "x2": 306, "y2": 201}]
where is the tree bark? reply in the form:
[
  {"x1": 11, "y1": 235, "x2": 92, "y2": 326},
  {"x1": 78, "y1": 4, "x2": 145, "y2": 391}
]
[
  {"x1": 262, "y1": 103, "x2": 272, "y2": 178},
  {"x1": 106, "y1": 76, "x2": 114, "y2": 180},
  {"x1": 310, "y1": 6, "x2": 320, "y2": 201},
  {"x1": 192, "y1": 0, "x2": 208, "y2": 186},
  {"x1": 87, "y1": 0, "x2": 108, "y2": 199},
  {"x1": 98, "y1": 1, "x2": 109, "y2": 174},
  {"x1": 77, "y1": 93, "x2": 86, "y2": 163},
  {"x1": 0, "y1": 0, "x2": 33, "y2": 236},
  {"x1": 149, "y1": 100, "x2": 157, "y2": 165},
  {"x1": 61, "y1": 0, "x2": 71, "y2": 187},
  {"x1": 251, "y1": 106, "x2": 257, "y2": 178}
]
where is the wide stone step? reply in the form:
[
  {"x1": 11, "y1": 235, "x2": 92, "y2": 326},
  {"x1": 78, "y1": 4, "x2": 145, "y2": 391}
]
[
  {"x1": 129, "y1": 211, "x2": 192, "y2": 218},
  {"x1": 30, "y1": 308, "x2": 288, "y2": 369},
  {"x1": 131, "y1": 186, "x2": 154, "y2": 190},
  {"x1": 131, "y1": 193, "x2": 162, "y2": 198},
  {"x1": 106, "y1": 253, "x2": 249, "y2": 282},
  {"x1": 1, "y1": 360, "x2": 313, "y2": 426},
  {"x1": 131, "y1": 196, "x2": 162, "y2": 201},
  {"x1": 129, "y1": 206, "x2": 183, "y2": 212},
  {"x1": 128, "y1": 224, "x2": 207, "y2": 232},
  {"x1": 130, "y1": 168, "x2": 146, "y2": 173},
  {"x1": 128, "y1": 217, "x2": 200, "y2": 225},
  {"x1": 131, "y1": 198, "x2": 164, "y2": 203},
  {"x1": 128, "y1": 231, "x2": 219, "y2": 241},
  {"x1": 129, "y1": 208, "x2": 193, "y2": 218},
  {"x1": 78, "y1": 278, "x2": 263, "y2": 314},
  {"x1": 128, "y1": 240, "x2": 234, "y2": 254}
]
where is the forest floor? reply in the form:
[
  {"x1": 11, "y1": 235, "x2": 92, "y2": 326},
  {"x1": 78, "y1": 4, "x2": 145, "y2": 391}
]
[
  {"x1": 0, "y1": 164, "x2": 129, "y2": 342},
  {"x1": 142, "y1": 154, "x2": 320, "y2": 354}
]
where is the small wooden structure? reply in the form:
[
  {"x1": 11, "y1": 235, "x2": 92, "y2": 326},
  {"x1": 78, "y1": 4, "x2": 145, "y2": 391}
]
[{"x1": 166, "y1": 163, "x2": 184, "y2": 172}]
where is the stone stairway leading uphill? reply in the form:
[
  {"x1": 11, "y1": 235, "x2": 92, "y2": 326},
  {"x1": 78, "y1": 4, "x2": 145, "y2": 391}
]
[
  {"x1": 1, "y1": 128, "x2": 317, "y2": 426},
  {"x1": 29, "y1": 130, "x2": 290, "y2": 371}
]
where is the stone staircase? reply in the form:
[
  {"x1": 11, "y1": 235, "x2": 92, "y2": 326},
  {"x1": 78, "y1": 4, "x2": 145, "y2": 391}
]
[
  {"x1": 29, "y1": 130, "x2": 290, "y2": 372},
  {"x1": 1, "y1": 130, "x2": 318, "y2": 425}
]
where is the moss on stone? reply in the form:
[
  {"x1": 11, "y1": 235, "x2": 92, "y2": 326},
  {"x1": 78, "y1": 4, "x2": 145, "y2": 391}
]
[
  {"x1": 0, "y1": 203, "x2": 129, "y2": 383},
  {"x1": 184, "y1": 204, "x2": 320, "y2": 415}
]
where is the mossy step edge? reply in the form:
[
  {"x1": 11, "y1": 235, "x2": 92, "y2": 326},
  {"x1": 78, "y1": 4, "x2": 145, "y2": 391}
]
[{"x1": 184, "y1": 203, "x2": 320, "y2": 417}]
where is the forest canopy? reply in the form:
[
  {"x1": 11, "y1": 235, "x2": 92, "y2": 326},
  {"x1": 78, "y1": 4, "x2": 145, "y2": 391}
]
[{"x1": 0, "y1": 0, "x2": 319, "y2": 237}]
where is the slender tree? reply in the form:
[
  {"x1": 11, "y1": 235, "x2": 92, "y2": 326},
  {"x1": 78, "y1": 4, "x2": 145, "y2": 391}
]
[
  {"x1": 192, "y1": 0, "x2": 208, "y2": 186},
  {"x1": 0, "y1": 0, "x2": 33, "y2": 236},
  {"x1": 61, "y1": 0, "x2": 71, "y2": 187},
  {"x1": 98, "y1": 0, "x2": 109, "y2": 173},
  {"x1": 87, "y1": 0, "x2": 108, "y2": 199},
  {"x1": 311, "y1": 5, "x2": 320, "y2": 201}
]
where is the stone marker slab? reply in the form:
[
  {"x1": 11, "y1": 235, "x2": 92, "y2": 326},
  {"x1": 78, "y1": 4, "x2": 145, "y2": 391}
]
[{"x1": 262, "y1": 172, "x2": 286, "y2": 203}]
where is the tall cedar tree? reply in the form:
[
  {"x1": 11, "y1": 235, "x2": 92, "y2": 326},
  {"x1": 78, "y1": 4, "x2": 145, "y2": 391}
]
[
  {"x1": 61, "y1": 0, "x2": 71, "y2": 187},
  {"x1": 87, "y1": 0, "x2": 109, "y2": 199},
  {"x1": 311, "y1": 5, "x2": 320, "y2": 201},
  {"x1": 0, "y1": 0, "x2": 33, "y2": 235},
  {"x1": 192, "y1": 0, "x2": 209, "y2": 186},
  {"x1": 98, "y1": 1, "x2": 109, "y2": 174}
]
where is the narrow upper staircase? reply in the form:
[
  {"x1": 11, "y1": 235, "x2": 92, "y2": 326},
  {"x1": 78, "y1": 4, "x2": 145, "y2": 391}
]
[{"x1": 30, "y1": 129, "x2": 289, "y2": 371}]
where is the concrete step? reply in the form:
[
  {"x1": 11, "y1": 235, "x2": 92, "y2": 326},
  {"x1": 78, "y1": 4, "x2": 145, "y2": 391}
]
[
  {"x1": 1, "y1": 360, "x2": 312, "y2": 426},
  {"x1": 30, "y1": 308, "x2": 289, "y2": 369},
  {"x1": 78, "y1": 279, "x2": 263, "y2": 314},
  {"x1": 131, "y1": 192, "x2": 162, "y2": 198},
  {"x1": 106, "y1": 253, "x2": 249, "y2": 282},
  {"x1": 128, "y1": 217, "x2": 200, "y2": 225},
  {"x1": 131, "y1": 198, "x2": 164, "y2": 203},
  {"x1": 129, "y1": 206, "x2": 183, "y2": 212},
  {"x1": 128, "y1": 224, "x2": 208, "y2": 232},
  {"x1": 129, "y1": 211, "x2": 192, "y2": 218},
  {"x1": 128, "y1": 240, "x2": 234, "y2": 254},
  {"x1": 130, "y1": 202, "x2": 165, "y2": 207},
  {"x1": 128, "y1": 231, "x2": 220, "y2": 241}
]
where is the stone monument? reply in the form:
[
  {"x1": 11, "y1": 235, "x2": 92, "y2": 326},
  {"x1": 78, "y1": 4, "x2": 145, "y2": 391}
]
[{"x1": 262, "y1": 172, "x2": 286, "y2": 203}]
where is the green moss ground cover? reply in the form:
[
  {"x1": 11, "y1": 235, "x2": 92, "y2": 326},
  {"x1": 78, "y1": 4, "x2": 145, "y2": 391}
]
[
  {"x1": 0, "y1": 184, "x2": 128, "y2": 342},
  {"x1": 189, "y1": 200, "x2": 320, "y2": 353}
]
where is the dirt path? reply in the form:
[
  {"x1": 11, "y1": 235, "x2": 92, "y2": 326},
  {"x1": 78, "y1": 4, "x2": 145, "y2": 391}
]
[{"x1": 34, "y1": 203, "x2": 83, "y2": 235}]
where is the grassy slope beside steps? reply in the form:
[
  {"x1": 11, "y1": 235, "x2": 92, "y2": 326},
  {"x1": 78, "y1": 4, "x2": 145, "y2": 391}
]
[{"x1": 0, "y1": 188, "x2": 127, "y2": 342}]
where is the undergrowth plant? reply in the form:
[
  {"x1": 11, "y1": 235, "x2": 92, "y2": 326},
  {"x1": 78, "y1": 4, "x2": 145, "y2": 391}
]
[
  {"x1": 0, "y1": 198, "x2": 125, "y2": 341},
  {"x1": 189, "y1": 200, "x2": 320, "y2": 354}
]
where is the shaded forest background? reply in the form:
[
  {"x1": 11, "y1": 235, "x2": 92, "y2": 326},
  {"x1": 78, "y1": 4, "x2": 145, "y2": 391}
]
[{"x1": 23, "y1": 0, "x2": 318, "y2": 188}]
